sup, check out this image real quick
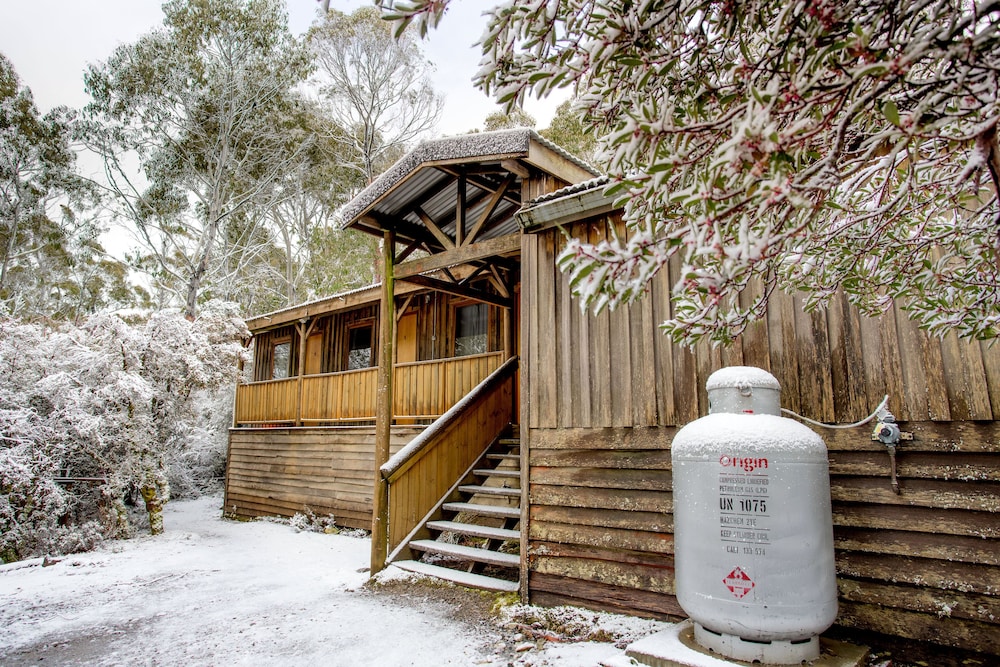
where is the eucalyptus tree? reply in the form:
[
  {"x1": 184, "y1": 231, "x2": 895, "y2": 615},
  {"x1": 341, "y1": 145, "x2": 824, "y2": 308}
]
[
  {"x1": 380, "y1": 0, "x2": 1000, "y2": 344},
  {"x1": 308, "y1": 6, "x2": 443, "y2": 186},
  {"x1": 260, "y1": 97, "x2": 375, "y2": 306},
  {"x1": 541, "y1": 99, "x2": 601, "y2": 169},
  {"x1": 83, "y1": 0, "x2": 312, "y2": 318},
  {"x1": 0, "y1": 53, "x2": 110, "y2": 319},
  {"x1": 483, "y1": 108, "x2": 536, "y2": 131}
]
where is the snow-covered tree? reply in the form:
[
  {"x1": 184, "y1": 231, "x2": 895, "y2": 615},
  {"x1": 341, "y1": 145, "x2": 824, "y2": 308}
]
[
  {"x1": 308, "y1": 6, "x2": 443, "y2": 186},
  {"x1": 0, "y1": 306, "x2": 247, "y2": 561},
  {"x1": 255, "y1": 98, "x2": 376, "y2": 307},
  {"x1": 541, "y1": 99, "x2": 601, "y2": 168},
  {"x1": 82, "y1": 0, "x2": 312, "y2": 319},
  {"x1": 378, "y1": 0, "x2": 1000, "y2": 344},
  {"x1": 483, "y1": 108, "x2": 536, "y2": 131},
  {"x1": 0, "y1": 54, "x2": 125, "y2": 321}
]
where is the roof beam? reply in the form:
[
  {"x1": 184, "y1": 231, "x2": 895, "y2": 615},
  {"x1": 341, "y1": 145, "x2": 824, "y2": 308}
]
[
  {"x1": 398, "y1": 274, "x2": 511, "y2": 309},
  {"x1": 437, "y1": 166, "x2": 521, "y2": 208},
  {"x1": 414, "y1": 206, "x2": 456, "y2": 249},
  {"x1": 501, "y1": 158, "x2": 530, "y2": 178},
  {"x1": 464, "y1": 174, "x2": 514, "y2": 247},
  {"x1": 395, "y1": 232, "x2": 522, "y2": 280},
  {"x1": 361, "y1": 212, "x2": 444, "y2": 251},
  {"x1": 455, "y1": 170, "x2": 467, "y2": 246}
]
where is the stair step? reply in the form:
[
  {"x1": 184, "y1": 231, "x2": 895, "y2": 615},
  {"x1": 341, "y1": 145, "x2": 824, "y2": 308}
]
[
  {"x1": 443, "y1": 502, "x2": 520, "y2": 520},
  {"x1": 498, "y1": 438, "x2": 520, "y2": 446},
  {"x1": 474, "y1": 468, "x2": 520, "y2": 479},
  {"x1": 410, "y1": 540, "x2": 520, "y2": 568},
  {"x1": 487, "y1": 453, "x2": 520, "y2": 461},
  {"x1": 459, "y1": 484, "x2": 520, "y2": 498},
  {"x1": 427, "y1": 520, "x2": 520, "y2": 542},
  {"x1": 391, "y1": 560, "x2": 518, "y2": 593}
]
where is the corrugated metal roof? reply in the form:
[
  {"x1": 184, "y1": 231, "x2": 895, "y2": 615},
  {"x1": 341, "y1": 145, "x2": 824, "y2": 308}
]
[
  {"x1": 245, "y1": 282, "x2": 380, "y2": 327},
  {"x1": 339, "y1": 129, "x2": 601, "y2": 242},
  {"x1": 527, "y1": 175, "x2": 611, "y2": 205}
]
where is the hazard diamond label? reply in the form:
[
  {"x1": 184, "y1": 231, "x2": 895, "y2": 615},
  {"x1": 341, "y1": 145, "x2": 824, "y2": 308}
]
[{"x1": 723, "y1": 566, "x2": 755, "y2": 599}]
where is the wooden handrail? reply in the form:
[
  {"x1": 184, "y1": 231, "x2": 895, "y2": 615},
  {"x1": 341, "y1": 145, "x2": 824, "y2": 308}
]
[
  {"x1": 377, "y1": 355, "x2": 517, "y2": 559},
  {"x1": 381, "y1": 356, "x2": 519, "y2": 482}
]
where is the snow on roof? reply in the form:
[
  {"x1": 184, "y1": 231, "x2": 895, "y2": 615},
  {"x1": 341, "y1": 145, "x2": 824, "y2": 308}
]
[
  {"x1": 705, "y1": 366, "x2": 781, "y2": 392},
  {"x1": 339, "y1": 128, "x2": 600, "y2": 227},
  {"x1": 245, "y1": 282, "x2": 380, "y2": 326},
  {"x1": 526, "y1": 174, "x2": 611, "y2": 206}
]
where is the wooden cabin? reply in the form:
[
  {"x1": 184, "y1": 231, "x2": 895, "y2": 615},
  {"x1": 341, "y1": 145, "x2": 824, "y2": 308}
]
[{"x1": 224, "y1": 128, "x2": 1000, "y2": 663}]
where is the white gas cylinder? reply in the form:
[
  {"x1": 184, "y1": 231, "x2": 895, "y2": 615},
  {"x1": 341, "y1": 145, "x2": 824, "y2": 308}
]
[{"x1": 671, "y1": 367, "x2": 838, "y2": 664}]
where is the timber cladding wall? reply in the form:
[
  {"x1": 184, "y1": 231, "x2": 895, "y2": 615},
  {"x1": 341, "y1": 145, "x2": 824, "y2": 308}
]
[
  {"x1": 521, "y1": 224, "x2": 1000, "y2": 658},
  {"x1": 224, "y1": 426, "x2": 422, "y2": 529}
]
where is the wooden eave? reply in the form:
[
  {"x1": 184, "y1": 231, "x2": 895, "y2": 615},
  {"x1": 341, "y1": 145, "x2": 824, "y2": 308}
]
[
  {"x1": 516, "y1": 180, "x2": 616, "y2": 233},
  {"x1": 243, "y1": 258, "x2": 514, "y2": 335},
  {"x1": 340, "y1": 130, "x2": 600, "y2": 255}
]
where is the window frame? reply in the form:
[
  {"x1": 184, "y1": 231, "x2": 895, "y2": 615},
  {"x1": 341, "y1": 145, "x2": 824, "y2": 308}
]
[
  {"x1": 270, "y1": 337, "x2": 293, "y2": 380},
  {"x1": 345, "y1": 320, "x2": 375, "y2": 370},
  {"x1": 452, "y1": 301, "x2": 491, "y2": 358}
]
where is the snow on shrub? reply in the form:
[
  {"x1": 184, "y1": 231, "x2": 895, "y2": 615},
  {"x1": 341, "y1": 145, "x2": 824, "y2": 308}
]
[{"x1": 0, "y1": 303, "x2": 248, "y2": 562}]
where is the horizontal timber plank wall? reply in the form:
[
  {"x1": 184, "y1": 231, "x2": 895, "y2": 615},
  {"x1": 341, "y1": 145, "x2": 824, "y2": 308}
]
[
  {"x1": 224, "y1": 426, "x2": 422, "y2": 529},
  {"x1": 521, "y1": 220, "x2": 1000, "y2": 659}
]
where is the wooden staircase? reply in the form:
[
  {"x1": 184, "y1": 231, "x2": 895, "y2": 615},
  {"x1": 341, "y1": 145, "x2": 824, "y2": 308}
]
[{"x1": 391, "y1": 428, "x2": 522, "y2": 593}]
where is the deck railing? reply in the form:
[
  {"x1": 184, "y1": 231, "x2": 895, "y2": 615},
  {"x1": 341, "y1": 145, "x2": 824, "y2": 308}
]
[
  {"x1": 233, "y1": 351, "x2": 505, "y2": 427},
  {"x1": 380, "y1": 356, "x2": 518, "y2": 558}
]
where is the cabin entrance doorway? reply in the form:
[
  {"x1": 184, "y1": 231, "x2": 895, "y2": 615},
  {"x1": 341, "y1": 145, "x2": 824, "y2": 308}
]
[
  {"x1": 305, "y1": 331, "x2": 323, "y2": 376},
  {"x1": 397, "y1": 312, "x2": 417, "y2": 364}
]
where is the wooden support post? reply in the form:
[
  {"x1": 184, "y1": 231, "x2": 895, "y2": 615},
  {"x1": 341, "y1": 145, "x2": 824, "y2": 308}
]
[
  {"x1": 232, "y1": 335, "x2": 253, "y2": 428},
  {"x1": 503, "y1": 305, "x2": 514, "y2": 362},
  {"x1": 372, "y1": 230, "x2": 396, "y2": 575},
  {"x1": 294, "y1": 318, "x2": 315, "y2": 427}
]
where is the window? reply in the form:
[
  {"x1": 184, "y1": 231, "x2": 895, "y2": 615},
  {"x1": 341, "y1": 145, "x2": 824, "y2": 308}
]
[
  {"x1": 455, "y1": 303, "x2": 488, "y2": 356},
  {"x1": 271, "y1": 341, "x2": 291, "y2": 379},
  {"x1": 347, "y1": 324, "x2": 373, "y2": 370}
]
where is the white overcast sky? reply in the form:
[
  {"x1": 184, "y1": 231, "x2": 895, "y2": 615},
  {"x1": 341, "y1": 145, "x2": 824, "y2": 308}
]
[{"x1": 0, "y1": 0, "x2": 568, "y2": 136}]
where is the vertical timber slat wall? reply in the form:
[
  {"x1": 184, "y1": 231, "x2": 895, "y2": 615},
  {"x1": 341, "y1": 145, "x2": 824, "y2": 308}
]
[{"x1": 523, "y1": 218, "x2": 1000, "y2": 658}]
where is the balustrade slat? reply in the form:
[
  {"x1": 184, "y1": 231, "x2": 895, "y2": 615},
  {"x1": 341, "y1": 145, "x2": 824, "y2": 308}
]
[{"x1": 234, "y1": 352, "x2": 505, "y2": 426}]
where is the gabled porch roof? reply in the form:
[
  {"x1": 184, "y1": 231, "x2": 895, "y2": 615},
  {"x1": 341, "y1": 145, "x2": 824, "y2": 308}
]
[{"x1": 340, "y1": 129, "x2": 600, "y2": 251}]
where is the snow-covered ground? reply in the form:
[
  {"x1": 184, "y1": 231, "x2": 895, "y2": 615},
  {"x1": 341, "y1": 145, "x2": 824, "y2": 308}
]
[{"x1": 0, "y1": 495, "x2": 667, "y2": 666}]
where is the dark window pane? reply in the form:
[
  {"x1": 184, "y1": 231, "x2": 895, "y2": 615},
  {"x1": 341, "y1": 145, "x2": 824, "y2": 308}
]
[
  {"x1": 348, "y1": 325, "x2": 373, "y2": 370},
  {"x1": 455, "y1": 303, "x2": 487, "y2": 356}
]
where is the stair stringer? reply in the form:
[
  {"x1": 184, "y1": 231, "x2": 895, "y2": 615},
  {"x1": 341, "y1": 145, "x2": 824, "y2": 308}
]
[{"x1": 385, "y1": 431, "x2": 506, "y2": 566}]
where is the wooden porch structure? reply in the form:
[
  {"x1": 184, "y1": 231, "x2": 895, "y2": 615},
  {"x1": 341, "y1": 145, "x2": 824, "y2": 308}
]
[{"x1": 224, "y1": 130, "x2": 598, "y2": 582}]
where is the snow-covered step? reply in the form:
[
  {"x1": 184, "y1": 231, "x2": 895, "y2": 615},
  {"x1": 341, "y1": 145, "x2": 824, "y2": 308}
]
[
  {"x1": 426, "y1": 520, "x2": 520, "y2": 542},
  {"x1": 474, "y1": 468, "x2": 520, "y2": 479},
  {"x1": 443, "y1": 502, "x2": 520, "y2": 520},
  {"x1": 391, "y1": 560, "x2": 518, "y2": 593},
  {"x1": 459, "y1": 484, "x2": 520, "y2": 498},
  {"x1": 410, "y1": 540, "x2": 520, "y2": 567}
]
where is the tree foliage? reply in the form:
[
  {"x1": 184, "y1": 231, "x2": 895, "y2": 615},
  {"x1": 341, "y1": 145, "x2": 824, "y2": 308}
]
[
  {"x1": 82, "y1": 0, "x2": 312, "y2": 318},
  {"x1": 379, "y1": 0, "x2": 1000, "y2": 344},
  {"x1": 255, "y1": 97, "x2": 377, "y2": 308},
  {"x1": 0, "y1": 53, "x2": 129, "y2": 321},
  {"x1": 0, "y1": 305, "x2": 247, "y2": 561},
  {"x1": 483, "y1": 108, "x2": 536, "y2": 131},
  {"x1": 540, "y1": 99, "x2": 601, "y2": 168},
  {"x1": 308, "y1": 6, "x2": 443, "y2": 186}
]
